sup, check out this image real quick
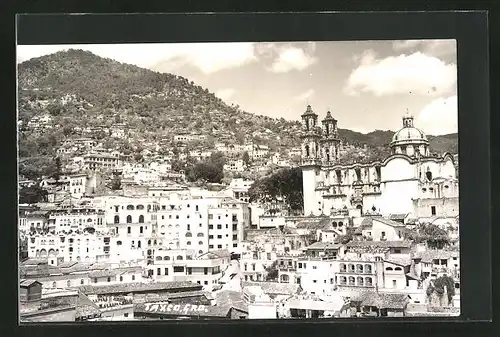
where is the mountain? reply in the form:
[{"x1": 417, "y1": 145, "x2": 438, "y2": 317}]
[{"x1": 17, "y1": 49, "x2": 458, "y2": 178}]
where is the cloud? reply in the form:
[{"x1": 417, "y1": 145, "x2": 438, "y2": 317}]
[
  {"x1": 415, "y1": 95, "x2": 458, "y2": 135},
  {"x1": 296, "y1": 89, "x2": 315, "y2": 101},
  {"x1": 344, "y1": 51, "x2": 456, "y2": 97},
  {"x1": 215, "y1": 88, "x2": 236, "y2": 101},
  {"x1": 392, "y1": 39, "x2": 456, "y2": 58},
  {"x1": 267, "y1": 45, "x2": 317, "y2": 73},
  {"x1": 17, "y1": 42, "x2": 258, "y2": 74}
]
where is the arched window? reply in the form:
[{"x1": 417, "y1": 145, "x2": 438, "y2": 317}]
[
  {"x1": 198, "y1": 250, "x2": 203, "y2": 254},
  {"x1": 148, "y1": 240, "x2": 151, "y2": 246},
  {"x1": 187, "y1": 241, "x2": 191, "y2": 245},
  {"x1": 340, "y1": 263, "x2": 346, "y2": 272},
  {"x1": 80, "y1": 279, "x2": 84, "y2": 285},
  {"x1": 114, "y1": 215, "x2": 120, "y2": 224},
  {"x1": 426, "y1": 170, "x2": 433, "y2": 181},
  {"x1": 154, "y1": 240, "x2": 157, "y2": 245},
  {"x1": 136, "y1": 204, "x2": 144, "y2": 210},
  {"x1": 197, "y1": 233, "x2": 204, "y2": 237},
  {"x1": 356, "y1": 264, "x2": 364, "y2": 273},
  {"x1": 177, "y1": 255, "x2": 183, "y2": 260},
  {"x1": 185, "y1": 232, "x2": 192, "y2": 237},
  {"x1": 338, "y1": 221, "x2": 343, "y2": 227},
  {"x1": 165, "y1": 256, "x2": 170, "y2": 260},
  {"x1": 365, "y1": 277, "x2": 373, "y2": 286},
  {"x1": 117, "y1": 240, "x2": 122, "y2": 245},
  {"x1": 126, "y1": 205, "x2": 135, "y2": 210},
  {"x1": 126, "y1": 215, "x2": 132, "y2": 223},
  {"x1": 52, "y1": 282, "x2": 56, "y2": 288},
  {"x1": 348, "y1": 276, "x2": 355, "y2": 285},
  {"x1": 348, "y1": 264, "x2": 355, "y2": 272},
  {"x1": 156, "y1": 256, "x2": 162, "y2": 261},
  {"x1": 357, "y1": 277, "x2": 364, "y2": 286},
  {"x1": 67, "y1": 280, "x2": 71, "y2": 287},
  {"x1": 365, "y1": 264, "x2": 372, "y2": 273},
  {"x1": 385, "y1": 267, "x2": 394, "y2": 271},
  {"x1": 340, "y1": 276, "x2": 347, "y2": 285},
  {"x1": 332, "y1": 222, "x2": 337, "y2": 227},
  {"x1": 305, "y1": 144, "x2": 310, "y2": 157},
  {"x1": 394, "y1": 267, "x2": 402, "y2": 271},
  {"x1": 139, "y1": 215, "x2": 144, "y2": 223},
  {"x1": 138, "y1": 241, "x2": 141, "y2": 248},
  {"x1": 198, "y1": 241, "x2": 203, "y2": 245}
]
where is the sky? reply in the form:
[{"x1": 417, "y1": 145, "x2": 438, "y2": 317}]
[{"x1": 17, "y1": 40, "x2": 457, "y2": 135}]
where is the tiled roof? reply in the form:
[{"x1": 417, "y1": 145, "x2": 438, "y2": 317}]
[
  {"x1": 346, "y1": 241, "x2": 413, "y2": 249},
  {"x1": 215, "y1": 290, "x2": 248, "y2": 313},
  {"x1": 413, "y1": 250, "x2": 459, "y2": 263},
  {"x1": 351, "y1": 291, "x2": 409, "y2": 309},
  {"x1": 296, "y1": 218, "x2": 331, "y2": 229},
  {"x1": 88, "y1": 270, "x2": 118, "y2": 278},
  {"x1": 389, "y1": 213, "x2": 408, "y2": 221},
  {"x1": 241, "y1": 281, "x2": 301, "y2": 296},
  {"x1": 360, "y1": 218, "x2": 374, "y2": 227},
  {"x1": 384, "y1": 257, "x2": 412, "y2": 267},
  {"x1": 76, "y1": 292, "x2": 101, "y2": 319},
  {"x1": 20, "y1": 279, "x2": 42, "y2": 287},
  {"x1": 306, "y1": 242, "x2": 342, "y2": 250},
  {"x1": 21, "y1": 258, "x2": 48, "y2": 266},
  {"x1": 372, "y1": 217, "x2": 406, "y2": 228},
  {"x1": 78, "y1": 281, "x2": 201, "y2": 295}
]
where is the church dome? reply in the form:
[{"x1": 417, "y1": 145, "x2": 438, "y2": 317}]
[
  {"x1": 392, "y1": 126, "x2": 428, "y2": 143},
  {"x1": 389, "y1": 111, "x2": 430, "y2": 157}
]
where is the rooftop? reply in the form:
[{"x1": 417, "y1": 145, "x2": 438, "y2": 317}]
[
  {"x1": 241, "y1": 281, "x2": 301, "y2": 296},
  {"x1": 372, "y1": 217, "x2": 407, "y2": 228},
  {"x1": 306, "y1": 242, "x2": 342, "y2": 250},
  {"x1": 413, "y1": 250, "x2": 459, "y2": 263},
  {"x1": 78, "y1": 281, "x2": 201, "y2": 295},
  {"x1": 351, "y1": 291, "x2": 410, "y2": 310},
  {"x1": 346, "y1": 241, "x2": 413, "y2": 249}
]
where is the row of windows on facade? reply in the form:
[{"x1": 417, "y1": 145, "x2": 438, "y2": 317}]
[
  {"x1": 154, "y1": 266, "x2": 220, "y2": 276},
  {"x1": 279, "y1": 275, "x2": 374, "y2": 287},
  {"x1": 113, "y1": 214, "x2": 239, "y2": 223},
  {"x1": 52, "y1": 275, "x2": 136, "y2": 288}
]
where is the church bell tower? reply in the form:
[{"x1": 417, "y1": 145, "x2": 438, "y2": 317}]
[
  {"x1": 300, "y1": 105, "x2": 322, "y2": 166},
  {"x1": 320, "y1": 111, "x2": 340, "y2": 165}
]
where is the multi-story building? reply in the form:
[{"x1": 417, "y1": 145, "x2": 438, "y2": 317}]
[
  {"x1": 240, "y1": 248, "x2": 278, "y2": 282},
  {"x1": 83, "y1": 152, "x2": 121, "y2": 171},
  {"x1": 148, "y1": 249, "x2": 228, "y2": 287},
  {"x1": 47, "y1": 207, "x2": 106, "y2": 234},
  {"x1": 227, "y1": 178, "x2": 254, "y2": 203}
]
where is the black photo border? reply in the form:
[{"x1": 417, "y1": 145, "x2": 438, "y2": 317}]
[{"x1": 4, "y1": 9, "x2": 492, "y2": 337}]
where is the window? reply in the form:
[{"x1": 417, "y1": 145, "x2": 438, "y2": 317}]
[
  {"x1": 209, "y1": 225, "x2": 213, "y2": 229},
  {"x1": 157, "y1": 268, "x2": 161, "y2": 275},
  {"x1": 107, "y1": 277, "x2": 111, "y2": 282},
  {"x1": 124, "y1": 313, "x2": 129, "y2": 318},
  {"x1": 232, "y1": 234, "x2": 237, "y2": 240},
  {"x1": 313, "y1": 280, "x2": 317, "y2": 283},
  {"x1": 198, "y1": 241, "x2": 203, "y2": 245},
  {"x1": 394, "y1": 249, "x2": 401, "y2": 254},
  {"x1": 209, "y1": 244, "x2": 214, "y2": 248},
  {"x1": 126, "y1": 215, "x2": 132, "y2": 223},
  {"x1": 132, "y1": 275, "x2": 135, "y2": 281},
  {"x1": 208, "y1": 214, "x2": 213, "y2": 220},
  {"x1": 217, "y1": 244, "x2": 222, "y2": 248},
  {"x1": 120, "y1": 276, "x2": 123, "y2": 282},
  {"x1": 187, "y1": 241, "x2": 191, "y2": 245},
  {"x1": 176, "y1": 255, "x2": 183, "y2": 260},
  {"x1": 140, "y1": 226, "x2": 144, "y2": 234},
  {"x1": 217, "y1": 225, "x2": 222, "y2": 229},
  {"x1": 114, "y1": 215, "x2": 120, "y2": 224},
  {"x1": 217, "y1": 235, "x2": 222, "y2": 239},
  {"x1": 312, "y1": 266, "x2": 317, "y2": 270},
  {"x1": 52, "y1": 282, "x2": 57, "y2": 288},
  {"x1": 67, "y1": 280, "x2": 71, "y2": 287},
  {"x1": 165, "y1": 268, "x2": 169, "y2": 275},
  {"x1": 233, "y1": 243, "x2": 237, "y2": 247},
  {"x1": 139, "y1": 215, "x2": 144, "y2": 223},
  {"x1": 232, "y1": 224, "x2": 237, "y2": 231},
  {"x1": 393, "y1": 280, "x2": 397, "y2": 288},
  {"x1": 209, "y1": 235, "x2": 214, "y2": 239},
  {"x1": 204, "y1": 281, "x2": 208, "y2": 285},
  {"x1": 173, "y1": 266, "x2": 184, "y2": 273},
  {"x1": 431, "y1": 206, "x2": 436, "y2": 216}
]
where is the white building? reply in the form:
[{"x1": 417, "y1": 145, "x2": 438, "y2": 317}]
[{"x1": 300, "y1": 106, "x2": 458, "y2": 216}]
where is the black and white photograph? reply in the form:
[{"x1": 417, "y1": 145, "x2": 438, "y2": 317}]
[{"x1": 17, "y1": 38, "x2": 460, "y2": 322}]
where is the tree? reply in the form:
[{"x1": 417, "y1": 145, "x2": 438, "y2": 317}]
[
  {"x1": 111, "y1": 173, "x2": 122, "y2": 190},
  {"x1": 19, "y1": 185, "x2": 48, "y2": 204},
  {"x1": 426, "y1": 275, "x2": 456, "y2": 304},
  {"x1": 414, "y1": 223, "x2": 451, "y2": 249},
  {"x1": 265, "y1": 261, "x2": 279, "y2": 281},
  {"x1": 242, "y1": 151, "x2": 250, "y2": 167},
  {"x1": 52, "y1": 156, "x2": 63, "y2": 183},
  {"x1": 248, "y1": 167, "x2": 303, "y2": 211}
]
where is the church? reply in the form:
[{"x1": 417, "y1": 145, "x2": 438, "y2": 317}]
[{"x1": 299, "y1": 105, "x2": 459, "y2": 218}]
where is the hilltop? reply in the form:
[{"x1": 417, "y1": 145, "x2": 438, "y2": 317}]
[{"x1": 17, "y1": 49, "x2": 458, "y2": 178}]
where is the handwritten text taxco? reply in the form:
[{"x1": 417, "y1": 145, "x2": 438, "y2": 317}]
[{"x1": 143, "y1": 302, "x2": 209, "y2": 314}]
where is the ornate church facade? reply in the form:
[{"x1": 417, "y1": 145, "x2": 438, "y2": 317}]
[{"x1": 300, "y1": 105, "x2": 459, "y2": 217}]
